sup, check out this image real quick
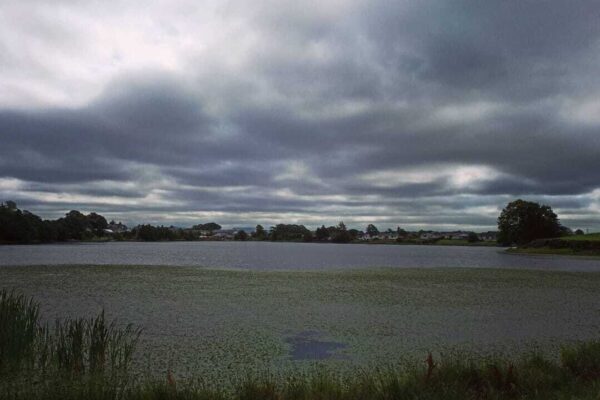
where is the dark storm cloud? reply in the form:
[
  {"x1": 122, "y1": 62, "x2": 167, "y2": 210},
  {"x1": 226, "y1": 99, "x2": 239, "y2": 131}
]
[
  {"x1": 362, "y1": 0, "x2": 600, "y2": 98},
  {"x1": 1, "y1": 0, "x2": 600, "y2": 229},
  {"x1": 0, "y1": 76, "x2": 214, "y2": 180}
]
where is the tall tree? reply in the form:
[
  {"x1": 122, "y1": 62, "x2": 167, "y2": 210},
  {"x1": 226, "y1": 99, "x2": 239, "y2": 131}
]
[
  {"x1": 253, "y1": 224, "x2": 267, "y2": 240},
  {"x1": 331, "y1": 221, "x2": 351, "y2": 243},
  {"x1": 366, "y1": 224, "x2": 379, "y2": 237},
  {"x1": 268, "y1": 224, "x2": 310, "y2": 241},
  {"x1": 87, "y1": 212, "x2": 108, "y2": 236},
  {"x1": 60, "y1": 210, "x2": 89, "y2": 240},
  {"x1": 315, "y1": 225, "x2": 330, "y2": 241},
  {"x1": 497, "y1": 199, "x2": 563, "y2": 245}
]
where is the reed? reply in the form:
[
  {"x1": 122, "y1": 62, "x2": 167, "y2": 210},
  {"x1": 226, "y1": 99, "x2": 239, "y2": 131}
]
[
  {"x1": 0, "y1": 290, "x2": 141, "y2": 398},
  {"x1": 0, "y1": 289, "x2": 40, "y2": 371}
]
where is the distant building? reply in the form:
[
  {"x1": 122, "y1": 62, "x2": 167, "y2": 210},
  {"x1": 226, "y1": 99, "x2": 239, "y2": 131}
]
[
  {"x1": 478, "y1": 231, "x2": 498, "y2": 242},
  {"x1": 358, "y1": 232, "x2": 371, "y2": 241},
  {"x1": 107, "y1": 221, "x2": 128, "y2": 233},
  {"x1": 380, "y1": 232, "x2": 398, "y2": 240},
  {"x1": 232, "y1": 227, "x2": 255, "y2": 234},
  {"x1": 420, "y1": 232, "x2": 443, "y2": 240},
  {"x1": 213, "y1": 229, "x2": 237, "y2": 240},
  {"x1": 445, "y1": 231, "x2": 470, "y2": 240}
]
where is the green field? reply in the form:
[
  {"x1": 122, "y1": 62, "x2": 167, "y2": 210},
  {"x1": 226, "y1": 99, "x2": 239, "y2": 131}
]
[
  {"x1": 506, "y1": 247, "x2": 600, "y2": 257},
  {"x1": 433, "y1": 239, "x2": 497, "y2": 246},
  {"x1": 360, "y1": 239, "x2": 498, "y2": 246},
  {"x1": 562, "y1": 232, "x2": 600, "y2": 241},
  {"x1": 511, "y1": 232, "x2": 600, "y2": 257}
]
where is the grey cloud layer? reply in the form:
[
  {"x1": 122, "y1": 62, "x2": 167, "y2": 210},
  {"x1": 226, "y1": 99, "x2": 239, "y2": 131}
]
[{"x1": 1, "y1": 0, "x2": 600, "y2": 229}]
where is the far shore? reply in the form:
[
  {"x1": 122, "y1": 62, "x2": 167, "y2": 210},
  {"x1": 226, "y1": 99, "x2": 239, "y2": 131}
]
[{"x1": 0, "y1": 237, "x2": 501, "y2": 247}]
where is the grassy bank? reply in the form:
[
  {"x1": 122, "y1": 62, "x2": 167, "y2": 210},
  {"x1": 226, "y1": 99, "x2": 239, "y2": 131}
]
[
  {"x1": 509, "y1": 234, "x2": 600, "y2": 257},
  {"x1": 3, "y1": 290, "x2": 600, "y2": 399},
  {"x1": 432, "y1": 239, "x2": 497, "y2": 247},
  {"x1": 357, "y1": 239, "x2": 498, "y2": 247},
  {"x1": 507, "y1": 247, "x2": 600, "y2": 257},
  {"x1": 562, "y1": 233, "x2": 600, "y2": 241}
]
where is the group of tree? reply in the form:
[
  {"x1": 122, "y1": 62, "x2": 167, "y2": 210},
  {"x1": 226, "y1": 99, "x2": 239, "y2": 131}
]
[
  {"x1": 249, "y1": 222, "x2": 360, "y2": 243},
  {"x1": 267, "y1": 224, "x2": 313, "y2": 242},
  {"x1": 133, "y1": 224, "x2": 195, "y2": 241},
  {"x1": 0, "y1": 201, "x2": 217, "y2": 243},
  {"x1": 314, "y1": 222, "x2": 359, "y2": 243},
  {"x1": 191, "y1": 222, "x2": 222, "y2": 231},
  {"x1": 0, "y1": 201, "x2": 110, "y2": 243}
]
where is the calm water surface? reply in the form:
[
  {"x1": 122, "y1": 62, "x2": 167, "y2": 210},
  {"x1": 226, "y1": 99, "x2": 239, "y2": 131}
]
[{"x1": 1, "y1": 241, "x2": 600, "y2": 270}]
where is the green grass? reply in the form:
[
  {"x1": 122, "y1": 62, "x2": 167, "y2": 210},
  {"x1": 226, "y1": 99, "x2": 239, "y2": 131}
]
[
  {"x1": 506, "y1": 247, "x2": 600, "y2": 257},
  {"x1": 3, "y1": 290, "x2": 600, "y2": 399},
  {"x1": 357, "y1": 239, "x2": 499, "y2": 247},
  {"x1": 562, "y1": 233, "x2": 600, "y2": 241},
  {"x1": 434, "y1": 239, "x2": 497, "y2": 246},
  {"x1": 509, "y1": 233, "x2": 600, "y2": 256}
]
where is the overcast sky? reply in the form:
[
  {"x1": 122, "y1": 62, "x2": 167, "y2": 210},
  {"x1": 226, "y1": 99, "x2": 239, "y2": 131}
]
[{"x1": 1, "y1": 1, "x2": 600, "y2": 231}]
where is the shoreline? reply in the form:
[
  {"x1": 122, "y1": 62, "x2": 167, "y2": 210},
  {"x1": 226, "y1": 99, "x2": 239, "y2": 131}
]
[
  {"x1": 506, "y1": 247, "x2": 600, "y2": 258},
  {"x1": 0, "y1": 238, "x2": 501, "y2": 247}
]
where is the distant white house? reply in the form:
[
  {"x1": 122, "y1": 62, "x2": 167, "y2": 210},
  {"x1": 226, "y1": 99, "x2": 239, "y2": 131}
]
[
  {"x1": 213, "y1": 229, "x2": 237, "y2": 240},
  {"x1": 420, "y1": 232, "x2": 443, "y2": 240},
  {"x1": 380, "y1": 232, "x2": 398, "y2": 240},
  {"x1": 446, "y1": 231, "x2": 470, "y2": 240},
  {"x1": 107, "y1": 221, "x2": 128, "y2": 233},
  {"x1": 478, "y1": 231, "x2": 498, "y2": 242}
]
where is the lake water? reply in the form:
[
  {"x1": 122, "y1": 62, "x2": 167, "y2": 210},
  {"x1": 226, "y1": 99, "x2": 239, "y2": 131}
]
[
  {"x1": 2, "y1": 242, "x2": 600, "y2": 383},
  {"x1": 2, "y1": 241, "x2": 600, "y2": 271}
]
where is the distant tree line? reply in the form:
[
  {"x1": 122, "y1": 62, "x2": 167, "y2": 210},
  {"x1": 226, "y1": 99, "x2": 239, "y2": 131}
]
[
  {"x1": 0, "y1": 202, "x2": 364, "y2": 244},
  {"x1": 0, "y1": 201, "x2": 210, "y2": 243},
  {"x1": 314, "y1": 222, "x2": 358, "y2": 243},
  {"x1": 1, "y1": 199, "x2": 589, "y2": 245},
  {"x1": 0, "y1": 201, "x2": 110, "y2": 243},
  {"x1": 133, "y1": 225, "x2": 194, "y2": 242}
]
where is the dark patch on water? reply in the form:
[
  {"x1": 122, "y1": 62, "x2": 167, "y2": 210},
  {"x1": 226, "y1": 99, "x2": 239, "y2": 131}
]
[{"x1": 285, "y1": 330, "x2": 348, "y2": 360}]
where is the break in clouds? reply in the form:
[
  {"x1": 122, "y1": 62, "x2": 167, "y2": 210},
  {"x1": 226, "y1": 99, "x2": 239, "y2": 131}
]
[{"x1": 1, "y1": 0, "x2": 600, "y2": 230}]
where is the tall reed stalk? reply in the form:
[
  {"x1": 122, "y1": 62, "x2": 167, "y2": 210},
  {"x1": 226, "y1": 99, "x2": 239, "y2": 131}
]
[
  {"x1": 0, "y1": 290, "x2": 40, "y2": 371},
  {"x1": 0, "y1": 289, "x2": 141, "y2": 397}
]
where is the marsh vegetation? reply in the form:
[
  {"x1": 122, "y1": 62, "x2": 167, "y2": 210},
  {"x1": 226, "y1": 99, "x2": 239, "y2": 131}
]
[{"x1": 3, "y1": 290, "x2": 600, "y2": 399}]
